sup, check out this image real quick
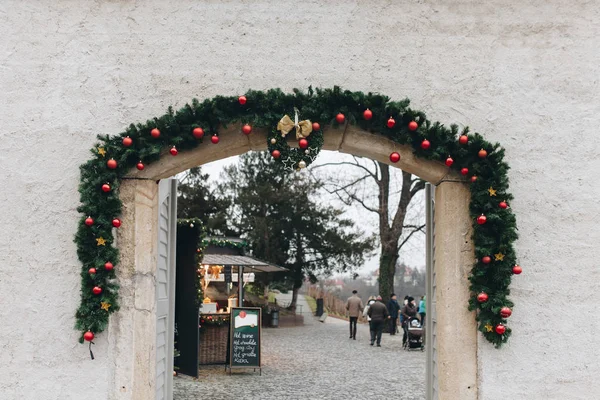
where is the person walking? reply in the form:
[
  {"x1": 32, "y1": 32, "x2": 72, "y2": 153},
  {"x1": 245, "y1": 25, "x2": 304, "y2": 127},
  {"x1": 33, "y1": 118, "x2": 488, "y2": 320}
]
[
  {"x1": 345, "y1": 290, "x2": 364, "y2": 340},
  {"x1": 387, "y1": 294, "x2": 401, "y2": 335},
  {"x1": 418, "y1": 295, "x2": 426, "y2": 327},
  {"x1": 400, "y1": 295, "x2": 410, "y2": 326},
  {"x1": 367, "y1": 295, "x2": 389, "y2": 347},
  {"x1": 363, "y1": 296, "x2": 376, "y2": 331},
  {"x1": 401, "y1": 296, "x2": 418, "y2": 346}
]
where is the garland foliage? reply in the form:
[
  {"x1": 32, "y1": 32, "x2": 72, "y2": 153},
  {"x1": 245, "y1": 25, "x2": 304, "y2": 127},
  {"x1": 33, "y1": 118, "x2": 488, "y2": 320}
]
[
  {"x1": 199, "y1": 314, "x2": 230, "y2": 330},
  {"x1": 75, "y1": 86, "x2": 518, "y2": 348},
  {"x1": 177, "y1": 218, "x2": 207, "y2": 309},
  {"x1": 202, "y1": 237, "x2": 249, "y2": 251}
]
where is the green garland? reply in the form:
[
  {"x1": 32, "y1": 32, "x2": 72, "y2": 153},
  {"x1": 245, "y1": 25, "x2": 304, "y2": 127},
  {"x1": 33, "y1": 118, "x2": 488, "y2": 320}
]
[
  {"x1": 199, "y1": 314, "x2": 230, "y2": 330},
  {"x1": 201, "y1": 237, "x2": 249, "y2": 251},
  {"x1": 75, "y1": 86, "x2": 519, "y2": 348},
  {"x1": 266, "y1": 125, "x2": 324, "y2": 170},
  {"x1": 177, "y1": 218, "x2": 207, "y2": 308}
]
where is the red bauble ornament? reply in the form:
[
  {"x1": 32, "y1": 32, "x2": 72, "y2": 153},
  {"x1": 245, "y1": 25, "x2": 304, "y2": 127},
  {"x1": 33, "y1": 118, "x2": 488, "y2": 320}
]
[
  {"x1": 150, "y1": 128, "x2": 160, "y2": 138},
  {"x1": 104, "y1": 262, "x2": 114, "y2": 271},
  {"x1": 312, "y1": 122, "x2": 320, "y2": 131},
  {"x1": 512, "y1": 265, "x2": 522, "y2": 275},
  {"x1": 408, "y1": 121, "x2": 418, "y2": 131},
  {"x1": 85, "y1": 217, "x2": 94, "y2": 226},
  {"x1": 482, "y1": 256, "x2": 492, "y2": 264},
  {"x1": 170, "y1": 146, "x2": 178, "y2": 156},
  {"x1": 499, "y1": 201, "x2": 508, "y2": 209},
  {"x1": 88, "y1": 268, "x2": 97, "y2": 275},
  {"x1": 299, "y1": 138, "x2": 309, "y2": 149},
  {"x1": 477, "y1": 292, "x2": 489, "y2": 303},
  {"x1": 445, "y1": 157, "x2": 454, "y2": 167},
  {"x1": 500, "y1": 307, "x2": 512, "y2": 318},
  {"x1": 271, "y1": 150, "x2": 281, "y2": 159},
  {"x1": 83, "y1": 331, "x2": 94, "y2": 342},
  {"x1": 389, "y1": 152, "x2": 401, "y2": 163},
  {"x1": 211, "y1": 135, "x2": 219, "y2": 144},
  {"x1": 122, "y1": 136, "x2": 133, "y2": 147},
  {"x1": 421, "y1": 139, "x2": 431, "y2": 150},
  {"x1": 461, "y1": 168, "x2": 469, "y2": 176},
  {"x1": 495, "y1": 324, "x2": 506, "y2": 335},
  {"x1": 478, "y1": 148, "x2": 488, "y2": 159},
  {"x1": 136, "y1": 161, "x2": 144, "y2": 170},
  {"x1": 459, "y1": 135, "x2": 468, "y2": 145},
  {"x1": 387, "y1": 117, "x2": 396, "y2": 128},
  {"x1": 470, "y1": 176, "x2": 478, "y2": 183},
  {"x1": 192, "y1": 127, "x2": 204, "y2": 139},
  {"x1": 238, "y1": 95, "x2": 247, "y2": 105},
  {"x1": 107, "y1": 159, "x2": 117, "y2": 169},
  {"x1": 101, "y1": 183, "x2": 111, "y2": 193},
  {"x1": 92, "y1": 286, "x2": 102, "y2": 295},
  {"x1": 336, "y1": 113, "x2": 345, "y2": 124},
  {"x1": 112, "y1": 218, "x2": 121, "y2": 228},
  {"x1": 477, "y1": 214, "x2": 487, "y2": 225},
  {"x1": 363, "y1": 109, "x2": 373, "y2": 120},
  {"x1": 242, "y1": 124, "x2": 252, "y2": 135}
]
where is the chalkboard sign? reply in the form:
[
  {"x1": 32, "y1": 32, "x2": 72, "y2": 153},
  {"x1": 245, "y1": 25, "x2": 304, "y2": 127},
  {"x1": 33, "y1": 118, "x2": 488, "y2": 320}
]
[{"x1": 229, "y1": 307, "x2": 261, "y2": 371}]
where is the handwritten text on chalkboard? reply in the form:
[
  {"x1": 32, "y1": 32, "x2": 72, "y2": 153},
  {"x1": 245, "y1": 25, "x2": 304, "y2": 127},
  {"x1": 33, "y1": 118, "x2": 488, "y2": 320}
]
[{"x1": 232, "y1": 331, "x2": 258, "y2": 364}]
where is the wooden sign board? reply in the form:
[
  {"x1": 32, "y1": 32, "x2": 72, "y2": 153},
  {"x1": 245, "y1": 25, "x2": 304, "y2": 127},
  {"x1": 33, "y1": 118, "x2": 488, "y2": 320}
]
[{"x1": 228, "y1": 307, "x2": 261, "y2": 374}]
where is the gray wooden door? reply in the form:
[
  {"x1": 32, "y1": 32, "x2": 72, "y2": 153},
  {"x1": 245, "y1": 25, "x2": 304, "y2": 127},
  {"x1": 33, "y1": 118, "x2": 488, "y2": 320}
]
[
  {"x1": 156, "y1": 179, "x2": 178, "y2": 400},
  {"x1": 425, "y1": 183, "x2": 438, "y2": 400}
]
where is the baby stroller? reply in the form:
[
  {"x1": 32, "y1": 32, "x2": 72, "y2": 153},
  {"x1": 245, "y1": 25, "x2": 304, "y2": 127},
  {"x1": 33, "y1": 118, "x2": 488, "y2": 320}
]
[{"x1": 403, "y1": 317, "x2": 424, "y2": 351}]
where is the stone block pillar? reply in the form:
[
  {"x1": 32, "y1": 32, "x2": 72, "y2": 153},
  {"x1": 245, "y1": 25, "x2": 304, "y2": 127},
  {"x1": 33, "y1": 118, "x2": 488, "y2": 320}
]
[
  {"x1": 434, "y1": 181, "x2": 478, "y2": 400},
  {"x1": 108, "y1": 179, "x2": 159, "y2": 400}
]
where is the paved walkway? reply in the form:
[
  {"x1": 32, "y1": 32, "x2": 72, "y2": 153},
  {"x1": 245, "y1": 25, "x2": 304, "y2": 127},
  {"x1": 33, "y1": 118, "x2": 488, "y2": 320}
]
[{"x1": 174, "y1": 295, "x2": 425, "y2": 400}]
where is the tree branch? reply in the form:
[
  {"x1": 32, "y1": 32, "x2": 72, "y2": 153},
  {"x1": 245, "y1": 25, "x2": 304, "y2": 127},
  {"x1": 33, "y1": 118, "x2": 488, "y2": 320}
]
[
  {"x1": 312, "y1": 160, "x2": 378, "y2": 180},
  {"x1": 323, "y1": 174, "x2": 372, "y2": 195},
  {"x1": 377, "y1": 162, "x2": 390, "y2": 236},
  {"x1": 410, "y1": 179, "x2": 426, "y2": 199},
  {"x1": 390, "y1": 171, "x2": 413, "y2": 236},
  {"x1": 398, "y1": 224, "x2": 426, "y2": 249},
  {"x1": 336, "y1": 187, "x2": 380, "y2": 214}
]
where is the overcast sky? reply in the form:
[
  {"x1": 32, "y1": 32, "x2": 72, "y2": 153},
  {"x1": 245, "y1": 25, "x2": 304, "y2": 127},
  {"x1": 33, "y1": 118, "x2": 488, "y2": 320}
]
[{"x1": 198, "y1": 150, "x2": 426, "y2": 278}]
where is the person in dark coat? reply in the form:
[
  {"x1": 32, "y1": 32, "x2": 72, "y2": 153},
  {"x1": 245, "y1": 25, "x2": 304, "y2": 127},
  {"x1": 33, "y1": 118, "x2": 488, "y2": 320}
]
[
  {"x1": 386, "y1": 294, "x2": 401, "y2": 335},
  {"x1": 367, "y1": 295, "x2": 389, "y2": 347},
  {"x1": 401, "y1": 296, "x2": 418, "y2": 346}
]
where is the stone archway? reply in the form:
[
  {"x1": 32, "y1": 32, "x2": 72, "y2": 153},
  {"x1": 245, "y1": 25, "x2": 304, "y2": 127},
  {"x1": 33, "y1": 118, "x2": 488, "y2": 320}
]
[{"x1": 108, "y1": 122, "x2": 477, "y2": 400}]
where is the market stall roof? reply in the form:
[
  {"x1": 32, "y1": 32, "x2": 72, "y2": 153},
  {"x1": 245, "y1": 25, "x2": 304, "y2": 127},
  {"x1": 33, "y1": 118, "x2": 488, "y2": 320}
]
[{"x1": 201, "y1": 254, "x2": 287, "y2": 273}]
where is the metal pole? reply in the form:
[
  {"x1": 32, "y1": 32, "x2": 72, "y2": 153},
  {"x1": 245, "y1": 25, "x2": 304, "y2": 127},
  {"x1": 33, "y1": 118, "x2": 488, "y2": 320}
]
[
  {"x1": 425, "y1": 183, "x2": 434, "y2": 400},
  {"x1": 238, "y1": 265, "x2": 244, "y2": 307}
]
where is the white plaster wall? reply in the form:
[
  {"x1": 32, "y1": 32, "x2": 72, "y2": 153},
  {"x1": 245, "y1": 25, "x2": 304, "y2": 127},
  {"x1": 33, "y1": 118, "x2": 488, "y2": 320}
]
[{"x1": 0, "y1": 1, "x2": 598, "y2": 399}]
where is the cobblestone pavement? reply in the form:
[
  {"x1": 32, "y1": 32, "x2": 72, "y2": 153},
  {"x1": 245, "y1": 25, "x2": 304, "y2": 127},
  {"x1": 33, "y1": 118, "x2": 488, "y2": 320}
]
[{"x1": 174, "y1": 296, "x2": 425, "y2": 400}]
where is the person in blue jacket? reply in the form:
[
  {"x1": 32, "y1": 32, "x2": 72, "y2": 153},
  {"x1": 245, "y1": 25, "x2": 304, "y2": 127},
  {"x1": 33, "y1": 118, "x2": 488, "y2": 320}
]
[
  {"x1": 418, "y1": 295, "x2": 426, "y2": 327},
  {"x1": 386, "y1": 294, "x2": 401, "y2": 335}
]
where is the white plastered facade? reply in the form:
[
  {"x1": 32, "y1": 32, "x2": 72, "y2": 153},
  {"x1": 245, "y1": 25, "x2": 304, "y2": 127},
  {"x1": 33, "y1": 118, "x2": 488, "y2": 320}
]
[{"x1": 1, "y1": 1, "x2": 599, "y2": 399}]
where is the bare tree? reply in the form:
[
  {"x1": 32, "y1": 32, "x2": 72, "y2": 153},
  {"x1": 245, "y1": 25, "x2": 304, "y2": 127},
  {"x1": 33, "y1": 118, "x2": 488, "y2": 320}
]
[{"x1": 312, "y1": 156, "x2": 425, "y2": 302}]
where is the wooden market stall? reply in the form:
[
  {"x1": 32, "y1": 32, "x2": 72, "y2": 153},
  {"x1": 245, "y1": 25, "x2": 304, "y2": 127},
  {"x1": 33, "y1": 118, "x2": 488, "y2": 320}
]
[
  {"x1": 174, "y1": 232, "x2": 286, "y2": 374},
  {"x1": 198, "y1": 247, "x2": 287, "y2": 366}
]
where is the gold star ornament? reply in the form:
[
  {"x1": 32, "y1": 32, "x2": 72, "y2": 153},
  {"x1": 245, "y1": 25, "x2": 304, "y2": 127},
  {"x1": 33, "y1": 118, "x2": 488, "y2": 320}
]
[
  {"x1": 488, "y1": 187, "x2": 497, "y2": 196},
  {"x1": 484, "y1": 324, "x2": 493, "y2": 332},
  {"x1": 494, "y1": 252, "x2": 505, "y2": 261},
  {"x1": 98, "y1": 147, "x2": 106, "y2": 157},
  {"x1": 101, "y1": 302, "x2": 111, "y2": 311},
  {"x1": 96, "y1": 237, "x2": 106, "y2": 246}
]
